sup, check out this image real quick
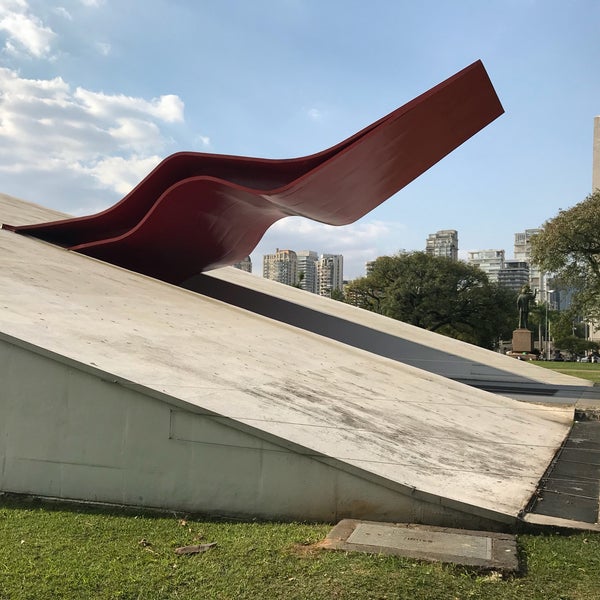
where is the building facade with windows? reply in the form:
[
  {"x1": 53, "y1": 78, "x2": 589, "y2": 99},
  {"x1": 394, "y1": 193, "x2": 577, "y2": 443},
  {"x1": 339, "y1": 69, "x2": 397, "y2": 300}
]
[
  {"x1": 513, "y1": 228, "x2": 547, "y2": 293},
  {"x1": 425, "y1": 230, "x2": 458, "y2": 261},
  {"x1": 296, "y1": 250, "x2": 319, "y2": 294},
  {"x1": 593, "y1": 115, "x2": 600, "y2": 192},
  {"x1": 467, "y1": 249, "x2": 505, "y2": 282},
  {"x1": 317, "y1": 254, "x2": 344, "y2": 297},
  {"x1": 263, "y1": 249, "x2": 297, "y2": 286},
  {"x1": 498, "y1": 260, "x2": 530, "y2": 292}
]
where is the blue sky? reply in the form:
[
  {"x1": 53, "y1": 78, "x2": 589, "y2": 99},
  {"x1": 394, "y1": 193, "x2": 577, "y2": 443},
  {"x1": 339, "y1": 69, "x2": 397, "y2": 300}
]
[{"x1": 1, "y1": 0, "x2": 599, "y2": 279}]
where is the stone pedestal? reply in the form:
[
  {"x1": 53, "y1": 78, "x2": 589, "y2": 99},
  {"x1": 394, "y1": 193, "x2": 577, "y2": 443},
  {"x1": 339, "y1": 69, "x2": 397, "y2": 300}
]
[{"x1": 512, "y1": 328, "x2": 533, "y2": 353}]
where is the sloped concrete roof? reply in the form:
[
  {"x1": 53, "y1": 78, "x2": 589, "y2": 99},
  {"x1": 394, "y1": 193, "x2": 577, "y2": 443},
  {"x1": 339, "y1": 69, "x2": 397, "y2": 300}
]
[
  {"x1": 199, "y1": 266, "x2": 589, "y2": 389},
  {"x1": 0, "y1": 193, "x2": 574, "y2": 522}
]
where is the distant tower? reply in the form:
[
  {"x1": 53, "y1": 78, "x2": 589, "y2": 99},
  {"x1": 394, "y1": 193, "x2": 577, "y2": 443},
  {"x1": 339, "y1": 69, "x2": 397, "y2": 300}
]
[
  {"x1": 514, "y1": 229, "x2": 545, "y2": 292},
  {"x1": 467, "y1": 249, "x2": 505, "y2": 282},
  {"x1": 593, "y1": 115, "x2": 600, "y2": 192},
  {"x1": 425, "y1": 230, "x2": 458, "y2": 261},
  {"x1": 498, "y1": 260, "x2": 530, "y2": 292},
  {"x1": 317, "y1": 254, "x2": 344, "y2": 297},
  {"x1": 262, "y1": 249, "x2": 297, "y2": 286},
  {"x1": 233, "y1": 256, "x2": 252, "y2": 273},
  {"x1": 296, "y1": 250, "x2": 319, "y2": 293},
  {"x1": 591, "y1": 116, "x2": 600, "y2": 342}
]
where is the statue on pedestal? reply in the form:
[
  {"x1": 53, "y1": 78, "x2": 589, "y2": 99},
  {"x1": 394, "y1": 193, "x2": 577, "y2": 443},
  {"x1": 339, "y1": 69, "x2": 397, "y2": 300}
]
[{"x1": 517, "y1": 285, "x2": 537, "y2": 330}]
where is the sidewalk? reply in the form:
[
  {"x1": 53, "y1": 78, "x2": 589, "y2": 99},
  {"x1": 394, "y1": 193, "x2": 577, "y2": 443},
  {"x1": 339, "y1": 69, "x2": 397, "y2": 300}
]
[{"x1": 525, "y1": 385, "x2": 600, "y2": 530}]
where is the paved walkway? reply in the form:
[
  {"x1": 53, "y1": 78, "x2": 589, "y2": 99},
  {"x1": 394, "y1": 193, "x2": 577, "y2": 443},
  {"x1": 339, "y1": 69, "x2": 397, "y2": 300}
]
[{"x1": 526, "y1": 386, "x2": 600, "y2": 528}]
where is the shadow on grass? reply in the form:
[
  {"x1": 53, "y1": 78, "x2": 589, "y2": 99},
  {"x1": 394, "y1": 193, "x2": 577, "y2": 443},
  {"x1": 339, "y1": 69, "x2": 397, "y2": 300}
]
[{"x1": 0, "y1": 491, "x2": 320, "y2": 525}]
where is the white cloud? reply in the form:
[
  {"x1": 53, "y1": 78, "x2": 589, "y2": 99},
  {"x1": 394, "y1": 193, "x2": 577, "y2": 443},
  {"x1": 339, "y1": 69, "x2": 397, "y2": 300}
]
[
  {"x1": 267, "y1": 217, "x2": 392, "y2": 248},
  {"x1": 0, "y1": 4, "x2": 56, "y2": 58},
  {"x1": 79, "y1": 0, "x2": 105, "y2": 6},
  {"x1": 74, "y1": 89, "x2": 184, "y2": 123},
  {"x1": 0, "y1": 1, "x2": 29, "y2": 15},
  {"x1": 0, "y1": 67, "x2": 189, "y2": 211},
  {"x1": 54, "y1": 7, "x2": 72, "y2": 21},
  {"x1": 95, "y1": 41, "x2": 110, "y2": 55},
  {"x1": 251, "y1": 217, "x2": 403, "y2": 279},
  {"x1": 79, "y1": 155, "x2": 163, "y2": 195},
  {"x1": 307, "y1": 108, "x2": 322, "y2": 120},
  {"x1": 196, "y1": 135, "x2": 211, "y2": 148},
  {"x1": 108, "y1": 118, "x2": 164, "y2": 152}
]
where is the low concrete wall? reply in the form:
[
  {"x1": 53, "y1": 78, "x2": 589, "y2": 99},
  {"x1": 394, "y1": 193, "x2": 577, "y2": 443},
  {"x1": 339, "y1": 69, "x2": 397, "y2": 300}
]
[{"x1": 0, "y1": 336, "x2": 511, "y2": 530}]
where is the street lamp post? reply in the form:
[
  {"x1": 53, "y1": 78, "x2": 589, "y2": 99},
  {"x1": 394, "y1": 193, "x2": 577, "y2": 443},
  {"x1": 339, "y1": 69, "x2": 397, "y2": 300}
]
[{"x1": 546, "y1": 289, "x2": 554, "y2": 360}]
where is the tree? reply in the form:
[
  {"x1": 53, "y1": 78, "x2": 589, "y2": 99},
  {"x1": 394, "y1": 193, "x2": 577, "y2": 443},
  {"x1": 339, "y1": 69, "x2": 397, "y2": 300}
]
[
  {"x1": 330, "y1": 288, "x2": 345, "y2": 302},
  {"x1": 530, "y1": 191, "x2": 600, "y2": 320},
  {"x1": 550, "y1": 308, "x2": 599, "y2": 358},
  {"x1": 292, "y1": 270, "x2": 305, "y2": 289},
  {"x1": 345, "y1": 252, "x2": 516, "y2": 349}
]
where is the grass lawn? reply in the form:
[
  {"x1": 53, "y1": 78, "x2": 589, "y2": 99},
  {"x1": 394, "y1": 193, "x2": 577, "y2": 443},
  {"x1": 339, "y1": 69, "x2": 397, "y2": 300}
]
[
  {"x1": 1, "y1": 496, "x2": 599, "y2": 600},
  {"x1": 533, "y1": 361, "x2": 600, "y2": 384}
]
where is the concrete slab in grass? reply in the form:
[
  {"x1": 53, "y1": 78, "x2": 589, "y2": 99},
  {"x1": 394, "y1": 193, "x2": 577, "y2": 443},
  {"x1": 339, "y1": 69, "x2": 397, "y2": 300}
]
[{"x1": 323, "y1": 520, "x2": 519, "y2": 572}]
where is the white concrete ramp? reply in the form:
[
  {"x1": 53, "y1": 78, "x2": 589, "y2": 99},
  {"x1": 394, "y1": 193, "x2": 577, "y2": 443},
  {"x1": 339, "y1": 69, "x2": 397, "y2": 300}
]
[
  {"x1": 0, "y1": 194, "x2": 577, "y2": 529},
  {"x1": 188, "y1": 266, "x2": 590, "y2": 394}
]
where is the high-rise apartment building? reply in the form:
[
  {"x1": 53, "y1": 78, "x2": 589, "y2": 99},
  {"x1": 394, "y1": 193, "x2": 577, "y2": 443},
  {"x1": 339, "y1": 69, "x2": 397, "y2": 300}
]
[
  {"x1": 317, "y1": 254, "x2": 343, "y2": 297},
  {"x1": 514, "y1": 228, "x2": 546, "y2": 292},
  {"x1": 296, "y1": 250, "x2": 318, "y2": 294},
  {"x1": 590, "y1": 116, "x2": 600, "y2": 341},
  {"x1": 262, "y1": 249, "x2": 297, "y2": 286},
  {"x1": 262, "y1": 249, "x2": 344, "y2": 295},
  {"x1": 498, "y1": 260, "x2": 530, "y2": 292},
  {"x1": 425, "y1": 230, "x2": 458, "y2": 261},
  {"x1": 467, "y1": 249, "x2": 505, "y2": 282},
  {"x1": 593, "y1": 115, "x2": 600, "y2": 192},
  {"x1": 233, "y1": 256, "x2": 252, "y2": 273}
]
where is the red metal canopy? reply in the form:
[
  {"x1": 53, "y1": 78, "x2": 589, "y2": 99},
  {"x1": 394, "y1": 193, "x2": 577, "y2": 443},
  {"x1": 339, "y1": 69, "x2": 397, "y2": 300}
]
[{"x1": 3, "y1": 60, "x2": 503, "y2": 285}]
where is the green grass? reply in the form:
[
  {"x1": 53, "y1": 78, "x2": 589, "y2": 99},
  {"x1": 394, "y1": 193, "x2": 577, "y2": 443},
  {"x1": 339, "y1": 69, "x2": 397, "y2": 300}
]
[
  {"x1": 534, "y1": 360, "x2": 600, "y2": 383},
  {"x1": 1, "y1": 497, "x2": 600, "y2": 599}
]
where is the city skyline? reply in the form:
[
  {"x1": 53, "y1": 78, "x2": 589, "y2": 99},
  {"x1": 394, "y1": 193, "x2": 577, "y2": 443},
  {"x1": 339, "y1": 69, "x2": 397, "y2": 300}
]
[
  {"x1": 261, "y1": 247, "x2": 344, "y2": 296},
  {"x1": 256, "y1": 224, "x2": 545, "y2": 282},
  {"x1": 0, "y1": 2, "x2": 598, "y2": 280}
]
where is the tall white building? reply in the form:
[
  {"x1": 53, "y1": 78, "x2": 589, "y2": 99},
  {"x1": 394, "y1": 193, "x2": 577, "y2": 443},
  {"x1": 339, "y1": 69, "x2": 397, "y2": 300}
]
[
  {"x1": 425, "y1": 230, "x2": 458, "y2": 261},
  {"x1": 593, "y1": 115, "x2": 600, "y2": 192},
  {"x1": 590, "y1": 116, "x2": 600, "y2": 341},
  {"x1": 514, "y1": 229, "x2": 546, "y2": 293},
  {"x1": 296, "y1": 250, "x2": 318, "y2": 294},
  {"x1": 317, "y1": 254, "x2": 344, "y2": 297},
  {"x1": 467, "y1": 249, "x2": 505, "y2": 282},
  {"x1": 262, "y1": 249, "x2": 297, "y2": 286}
]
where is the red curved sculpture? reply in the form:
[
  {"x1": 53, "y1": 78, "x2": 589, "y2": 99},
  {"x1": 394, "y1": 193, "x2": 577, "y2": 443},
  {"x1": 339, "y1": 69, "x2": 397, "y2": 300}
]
[{"x1": 3, "y1": 60, "x2": 503, "y2": 285}]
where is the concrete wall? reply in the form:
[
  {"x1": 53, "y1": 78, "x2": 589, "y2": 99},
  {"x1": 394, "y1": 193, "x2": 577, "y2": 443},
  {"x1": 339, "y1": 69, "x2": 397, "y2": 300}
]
[{"x1": 0, "y1": 336, "x2": 511, "y2": 530}]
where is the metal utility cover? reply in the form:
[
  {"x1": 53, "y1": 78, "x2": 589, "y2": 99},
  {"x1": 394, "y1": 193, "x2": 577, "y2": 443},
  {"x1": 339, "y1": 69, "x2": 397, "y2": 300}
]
[{"x1": 325, "y1": 520, "x2": 519, "y2": 572}]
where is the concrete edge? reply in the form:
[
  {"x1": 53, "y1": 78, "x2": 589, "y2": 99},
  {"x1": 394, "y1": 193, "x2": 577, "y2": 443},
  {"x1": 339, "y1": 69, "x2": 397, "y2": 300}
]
[{"x1": 519, "y1": 513, "x2": 600, "y2": 532}]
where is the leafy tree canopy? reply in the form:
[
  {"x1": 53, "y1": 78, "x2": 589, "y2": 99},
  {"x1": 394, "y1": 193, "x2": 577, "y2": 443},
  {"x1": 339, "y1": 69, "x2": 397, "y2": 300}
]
[
  {"x1": 530, "y1": 191, "x2": 600, "y2": 320},
  {"x1": 345, "y1": 251, "x2": 516, "y2": 349}
]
